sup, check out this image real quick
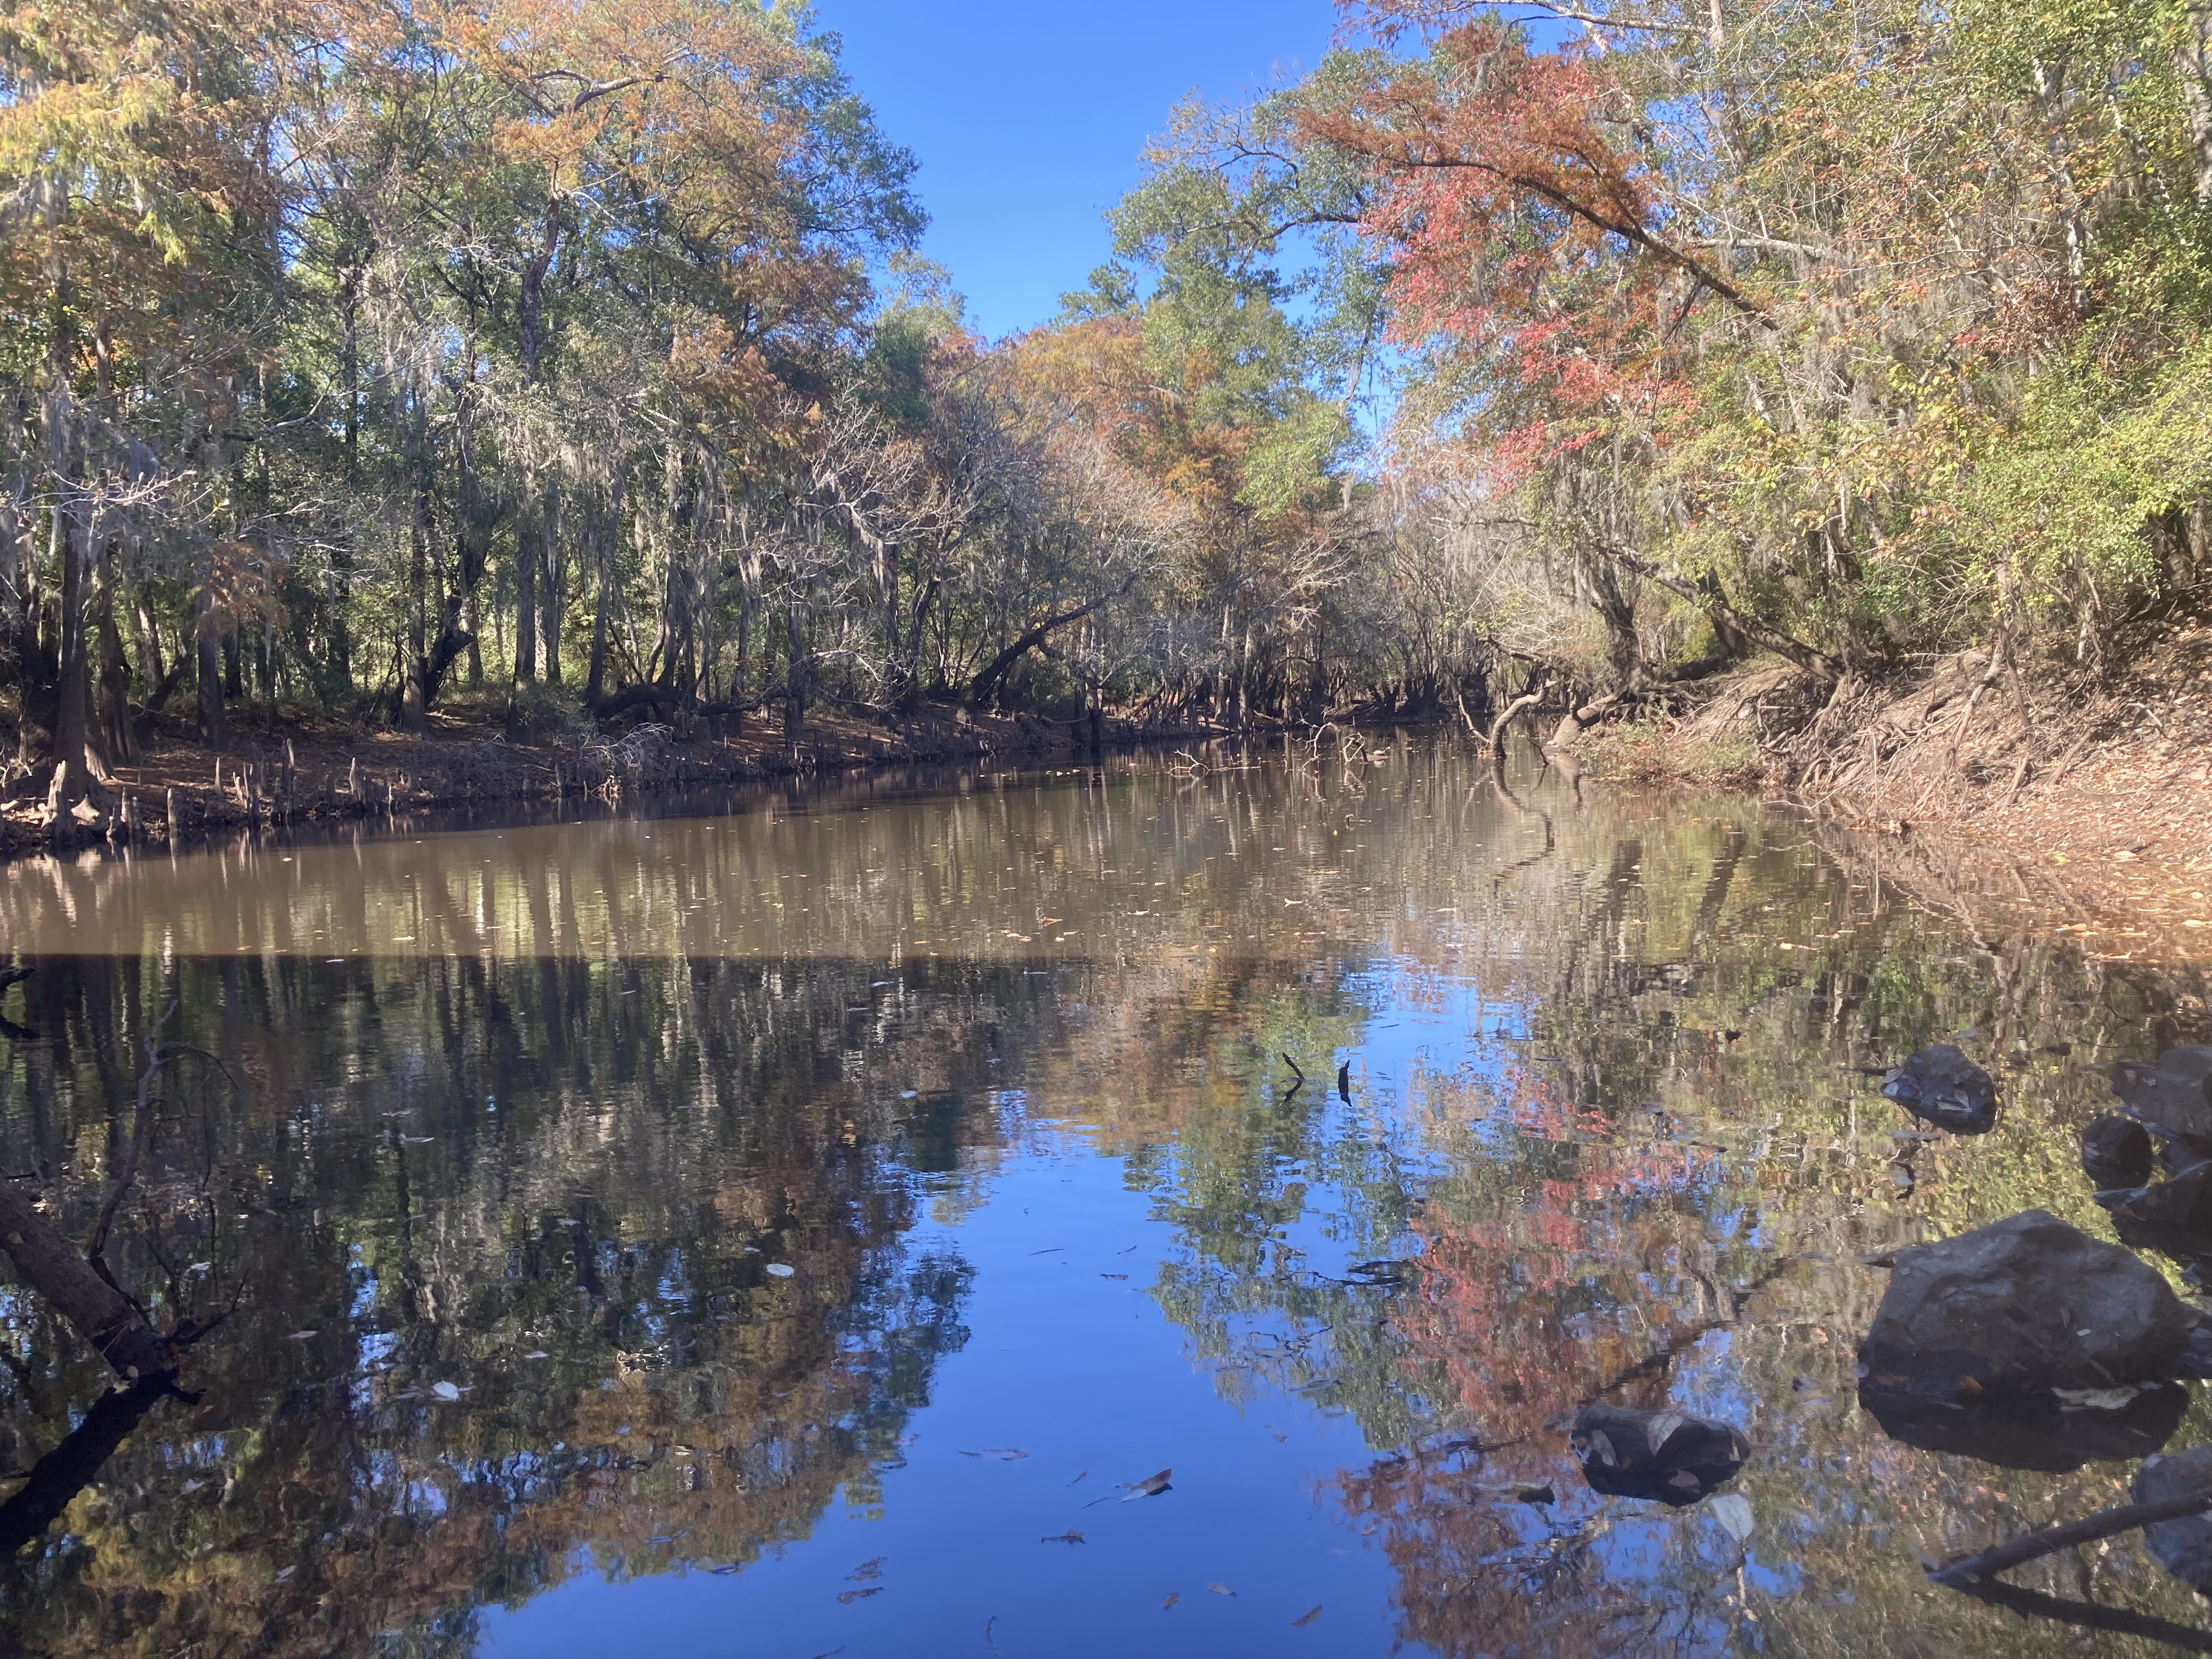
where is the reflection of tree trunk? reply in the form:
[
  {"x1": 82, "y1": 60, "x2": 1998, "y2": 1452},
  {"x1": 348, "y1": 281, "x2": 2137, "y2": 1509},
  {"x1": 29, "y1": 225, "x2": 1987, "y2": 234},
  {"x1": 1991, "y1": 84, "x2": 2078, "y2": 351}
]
[
  {"x1": 1687, "y1": 823, "x2": 1747, "y2": 957},
  {"x1": 0, "y1": 1375, "x2": 169, "y2": 1554},
  {"x1": 0, "y1": 1182, "x2": 170, "y2": 1381}
]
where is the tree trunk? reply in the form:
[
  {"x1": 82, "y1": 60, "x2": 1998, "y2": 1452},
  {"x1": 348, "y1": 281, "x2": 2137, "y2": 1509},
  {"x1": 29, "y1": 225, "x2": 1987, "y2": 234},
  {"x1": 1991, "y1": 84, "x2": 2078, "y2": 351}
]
[
  {"x1": 0, "y1": 1181, "x2": 171, "y2": 1381},
  {"x1": 585, "y1": 465, "x2": 621, "y2": 707},
  {"x1": 514, "y1": 522, "x2": 538, "y2": 685},
  {"x1": 784, "y1": 593, "x2": 806, "y2": 744},
  {"x1": 194, "y1": 568, "x2": 224, "y2": 745},
  {"x1": 49, "y1": 499, "x2": 107, "y2": 801},
  {"x1": 95, "y1": 540, "x2": 132, "y2": 763}
]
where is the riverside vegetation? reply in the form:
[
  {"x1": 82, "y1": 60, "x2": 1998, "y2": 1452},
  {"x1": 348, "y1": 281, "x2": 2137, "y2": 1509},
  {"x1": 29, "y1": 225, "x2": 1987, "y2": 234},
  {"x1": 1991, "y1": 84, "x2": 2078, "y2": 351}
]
[{"x1": 5, "y1": 0, "x2": 2210, "y2": 871}]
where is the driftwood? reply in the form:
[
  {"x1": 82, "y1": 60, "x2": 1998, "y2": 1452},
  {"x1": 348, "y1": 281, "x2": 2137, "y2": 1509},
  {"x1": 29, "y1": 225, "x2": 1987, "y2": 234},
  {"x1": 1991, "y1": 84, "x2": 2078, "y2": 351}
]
[
  {"x1": 0, "y1": 1181, "x2": 171, "y2": 1381},
  {"x1": 1487, "y1": 681, "x2": 1549, "y2": 764},
  {"x1": 1946, "y1": 1576, "x2": 2212, "y2": 1654},
  {"x1": 1930, "y1": 1488, "x2": 2212, "y2": 1586},
  {"x1": 0, "y1": 1376, "x2": 172, "y2": 1554}
]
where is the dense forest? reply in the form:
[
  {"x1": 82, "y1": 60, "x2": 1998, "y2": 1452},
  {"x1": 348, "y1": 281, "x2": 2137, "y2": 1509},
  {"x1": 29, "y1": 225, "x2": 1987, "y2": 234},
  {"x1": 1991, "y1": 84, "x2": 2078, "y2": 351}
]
[{"x1": 5, "y1": 0, "x2": 2211, "y2": 805}]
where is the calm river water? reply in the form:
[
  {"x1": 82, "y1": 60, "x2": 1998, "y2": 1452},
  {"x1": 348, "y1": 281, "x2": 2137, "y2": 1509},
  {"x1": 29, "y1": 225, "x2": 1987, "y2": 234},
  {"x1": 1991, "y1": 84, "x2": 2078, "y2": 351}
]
[{"x1": 2, "y1": 740, "x2": 2209, "y2": 1657}]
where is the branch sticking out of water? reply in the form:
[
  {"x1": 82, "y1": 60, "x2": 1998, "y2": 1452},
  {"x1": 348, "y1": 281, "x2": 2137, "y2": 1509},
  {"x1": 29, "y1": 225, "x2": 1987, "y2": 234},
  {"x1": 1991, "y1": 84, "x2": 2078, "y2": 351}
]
[
  {"x1": 1281, "y1": 1053, "x2": 1305, "y2": 1096},
  {"x1": 1929, "y1": 1488, "x2": 2212, "y2": 1587}
]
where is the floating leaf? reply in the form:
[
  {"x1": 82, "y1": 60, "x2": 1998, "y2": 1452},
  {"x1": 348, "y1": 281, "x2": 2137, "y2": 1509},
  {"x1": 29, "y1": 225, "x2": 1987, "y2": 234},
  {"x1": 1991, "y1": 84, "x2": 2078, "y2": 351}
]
[
  {"x1": 847, "y1": 1558, "x2": 884, "y2": 1582},
  {"x1": 1040, "y1": 1530, "x2": 1085, "y2": 1544},
  {"x1": 1068, "y1": 1470, "x2": 1088, "y2": 1486},
  {"x1": 1710, "y1": 1493, "x2": 1754, "y2": 1542},
  {"x1": 1121, "y1": 1469, "x2": 1172, "y2": 1502},
  {"x1": 2055, "y1": 1385, "x2": 2145, "y2": 1411},
  {"x1": 836, "y1": 1586, "x2": 882, "y2": 1605},
  {"x1": 430, "y1": 1381, "x2": 462, "y2": 1402},
  {"x1": 765, "y1": 1263, "x2": 797, "y2": 1278},
  {"x1": 1161, "y1": 1593, "x2": 1180, "y2": 1610},
  {"x1": 959, "y1": 1448, "x2": 1029, "y2": 1460},
  {"x1": 1101, "y1": 1273, "x2": 1128, "y2": 1280},
  {"x1": 286, "y1": 1330, "x2": 318, "y2": 1341},
  {"x1": 1207, "y1": 1583, "x2": 1235, "y2": 1597},
  {"x1": 522, "y1": 1351, "x2": 550, "y2": 1361},
  {"x1": 1293, "y1": 1605, "x2": 1323, "y2": 1627}
]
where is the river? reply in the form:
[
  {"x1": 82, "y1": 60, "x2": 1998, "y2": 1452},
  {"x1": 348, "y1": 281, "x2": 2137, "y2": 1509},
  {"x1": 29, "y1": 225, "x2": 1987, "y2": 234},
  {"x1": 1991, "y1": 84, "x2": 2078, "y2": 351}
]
[{"x1": 1, "y1": 738, "x2": 2208, "y2": 1657}]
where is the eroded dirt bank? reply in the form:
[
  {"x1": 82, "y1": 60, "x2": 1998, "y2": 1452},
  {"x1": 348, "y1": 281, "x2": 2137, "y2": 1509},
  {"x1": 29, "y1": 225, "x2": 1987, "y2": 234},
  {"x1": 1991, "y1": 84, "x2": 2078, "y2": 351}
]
[{"x1": 1578, "y1": 622, "x2": 2212, "y2": 963}]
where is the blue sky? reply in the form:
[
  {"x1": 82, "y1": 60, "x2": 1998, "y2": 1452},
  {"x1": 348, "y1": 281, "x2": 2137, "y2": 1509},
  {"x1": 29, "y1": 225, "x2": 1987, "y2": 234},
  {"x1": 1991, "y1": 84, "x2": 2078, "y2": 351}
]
[{"x1": 814, "y1": 0, "x2": 1344, "y2": 342}]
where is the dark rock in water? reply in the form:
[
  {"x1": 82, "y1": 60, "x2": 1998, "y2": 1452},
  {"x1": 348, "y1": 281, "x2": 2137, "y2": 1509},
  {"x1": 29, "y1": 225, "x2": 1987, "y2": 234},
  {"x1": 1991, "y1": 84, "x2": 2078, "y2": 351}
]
[
  {"x1": 1882, "y1": 1043, "x2": 1998, "y2": 1134},
  {"x1": 2099, "y1": 1162, "x2": 2212, "y2": 1265},
  {"x1": 1861, "y1": 1380, "x2": 2187, "y2": 1472},
  {"x1": 1570, "y1": 1403, "x2": 1748, "y2": 1506},
  {"x1": 1858, "y1": 1209, "x2": 2197, "y2": 1402},
  {"x1": 2083, "y1": 1114, "x2": 2155, "y2": 1192},
  {"x1": 2134, "y1": 1446, "x2": 2212, "y2": 1592},
  {"x1": 2112, "y1": 1047, "x2": 2212, "y2": 1152}
]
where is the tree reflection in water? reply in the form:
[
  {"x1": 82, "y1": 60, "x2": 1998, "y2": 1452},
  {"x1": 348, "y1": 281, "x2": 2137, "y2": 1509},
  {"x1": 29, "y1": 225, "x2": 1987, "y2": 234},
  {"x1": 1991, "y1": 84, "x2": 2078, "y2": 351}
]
[{"x1": 0, "y1": 748, "x2": 2208, "y2": 1657}]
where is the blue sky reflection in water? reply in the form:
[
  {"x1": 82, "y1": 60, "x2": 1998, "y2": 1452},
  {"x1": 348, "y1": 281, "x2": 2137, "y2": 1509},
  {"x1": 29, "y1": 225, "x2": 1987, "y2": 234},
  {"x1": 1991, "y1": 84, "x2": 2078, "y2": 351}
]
[{"x1": 2, "y1": 741, "x2": 2210, "y2": 1658}]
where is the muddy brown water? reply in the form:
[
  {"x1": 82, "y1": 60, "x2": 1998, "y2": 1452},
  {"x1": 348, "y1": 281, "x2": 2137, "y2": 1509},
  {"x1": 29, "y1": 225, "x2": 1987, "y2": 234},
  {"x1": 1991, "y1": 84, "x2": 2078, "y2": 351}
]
[{"x1": 1, "y1": 740, "x2": 2208, "y2": 1657}]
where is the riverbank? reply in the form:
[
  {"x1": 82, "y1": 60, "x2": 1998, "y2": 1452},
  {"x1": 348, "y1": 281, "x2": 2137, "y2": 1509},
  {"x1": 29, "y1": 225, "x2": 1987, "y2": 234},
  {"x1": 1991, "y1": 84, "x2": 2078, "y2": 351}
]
[
  {"x1": 1571, "y1": 622, "x2": 2212, "y2": 961},
  {"x1": 0, "y1": 701, "x2": 1225, "y2": 861}
]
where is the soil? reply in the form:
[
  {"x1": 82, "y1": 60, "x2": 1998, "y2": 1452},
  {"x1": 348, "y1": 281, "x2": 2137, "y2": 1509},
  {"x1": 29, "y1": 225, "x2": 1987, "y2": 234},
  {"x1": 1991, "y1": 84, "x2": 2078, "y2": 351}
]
[
  {"x1": 1584, "y1": 620, "x2": 2212, "y2": 963},
  {"x1": 0, "y1": 701, "x2": 1207, "y2": 861}
]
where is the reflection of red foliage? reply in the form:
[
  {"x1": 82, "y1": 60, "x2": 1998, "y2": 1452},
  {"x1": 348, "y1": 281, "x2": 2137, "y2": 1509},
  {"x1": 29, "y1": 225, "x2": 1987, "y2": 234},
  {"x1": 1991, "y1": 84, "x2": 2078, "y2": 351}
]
[
  {"x1": 1402, "y1": 1069, "x2": 1724, "y2": 1446},
  {"x1": 1336, "y1": 1069, "x2": 1735, "y2": 1653}
]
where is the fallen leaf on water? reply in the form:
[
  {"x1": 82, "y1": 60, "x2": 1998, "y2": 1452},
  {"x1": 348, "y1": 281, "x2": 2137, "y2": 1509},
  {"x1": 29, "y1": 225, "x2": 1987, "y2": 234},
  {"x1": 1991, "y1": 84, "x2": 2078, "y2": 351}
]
[
  {"x1": 1293, "y1": 1606, "x2": 1323, "y2": 1628},
  {"x1": 430, "y1": 1381, "x2": 463, "y2": 1402},
  {"x1": 959, "y1": 1448, "x2": 1029, "y2": 1460},
  {"x1": 836, "y1": 1586, "x2": 882, "y2": 1604},
  {"x1": 180, "y1": 1479, "x2": 206, "y2": 1494},
  {"x1": 847, "y1": 1558, "x2": 884, "y2": 1582},
  {"x1": 1710, "y1": 1493, "x2": 1755, "y2": 1543},
  {"x1": 400, "y1": 1135, "x2": 434, "y2": 1144},
  {"x1": 287, "y1": 1330, "x2": 318, "y2": 1341},
  {"x1": 273, "y1": 1565, "x2": 295, "y2": 1582},
  {"x1": 1041, "y1": 1530, "x2": 1085, "y2": 1545},
  {"x1": 1207, "y1": 1583, "x2": 1235, "y2": 1597},
  {"x1": 1068, "y1": 1470, "x2": 1088, "y2": 1486},
  {"x1": 1272, "y1": 1432, "x2": 1288, "y2": 1442},
  {"x1": 521, "y1": 1351, "x2": 549, "y2": 1361},
  {"x1": 1100, "y1": 1272, "x2": 1128, "y2": 1280},
  {"x1": 708, "y1": 1564, "x2": 741, "y2": 1575},
  {"x1": 765, "y1": 1263, "x2": 797, "y2": 1279},
  {"x1": 185, "y1": 1262, "x2": 212, "y2": 1276},
  {"x1": 1161, "y1": 1593, "x2": 1179, "y2": 1611},
  {"x1": 2055, "y1": 1385, "x2": 2145, "y2": 1411},
  {"x1": 1121, "y1": 1469, "x2": 1172, "y2": 1502}
]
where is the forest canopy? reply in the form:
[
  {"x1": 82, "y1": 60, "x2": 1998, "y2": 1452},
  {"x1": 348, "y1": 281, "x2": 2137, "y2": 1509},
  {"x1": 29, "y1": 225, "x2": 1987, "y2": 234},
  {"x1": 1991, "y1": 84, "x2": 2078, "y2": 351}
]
[{"x1": 3, "y1": 0, "x2": 2209, "y2": 792}]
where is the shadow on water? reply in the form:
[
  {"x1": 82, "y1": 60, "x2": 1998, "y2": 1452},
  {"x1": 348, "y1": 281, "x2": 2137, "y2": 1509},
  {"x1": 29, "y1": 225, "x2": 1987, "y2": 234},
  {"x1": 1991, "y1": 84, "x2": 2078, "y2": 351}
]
[{"x1": 0, "y1": 738, "x2": 2208, "y2": 1657}]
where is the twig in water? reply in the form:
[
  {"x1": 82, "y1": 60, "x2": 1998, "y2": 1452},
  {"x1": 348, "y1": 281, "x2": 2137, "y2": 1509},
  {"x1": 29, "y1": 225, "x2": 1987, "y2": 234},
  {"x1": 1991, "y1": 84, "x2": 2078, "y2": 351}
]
[
  {"x1": 1947, "y1": 1577, "x2": 2212, "y2": 1654},
  {"x1": 1930, "y1": 1488, "x2": 2212, "y2": 1586}
]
